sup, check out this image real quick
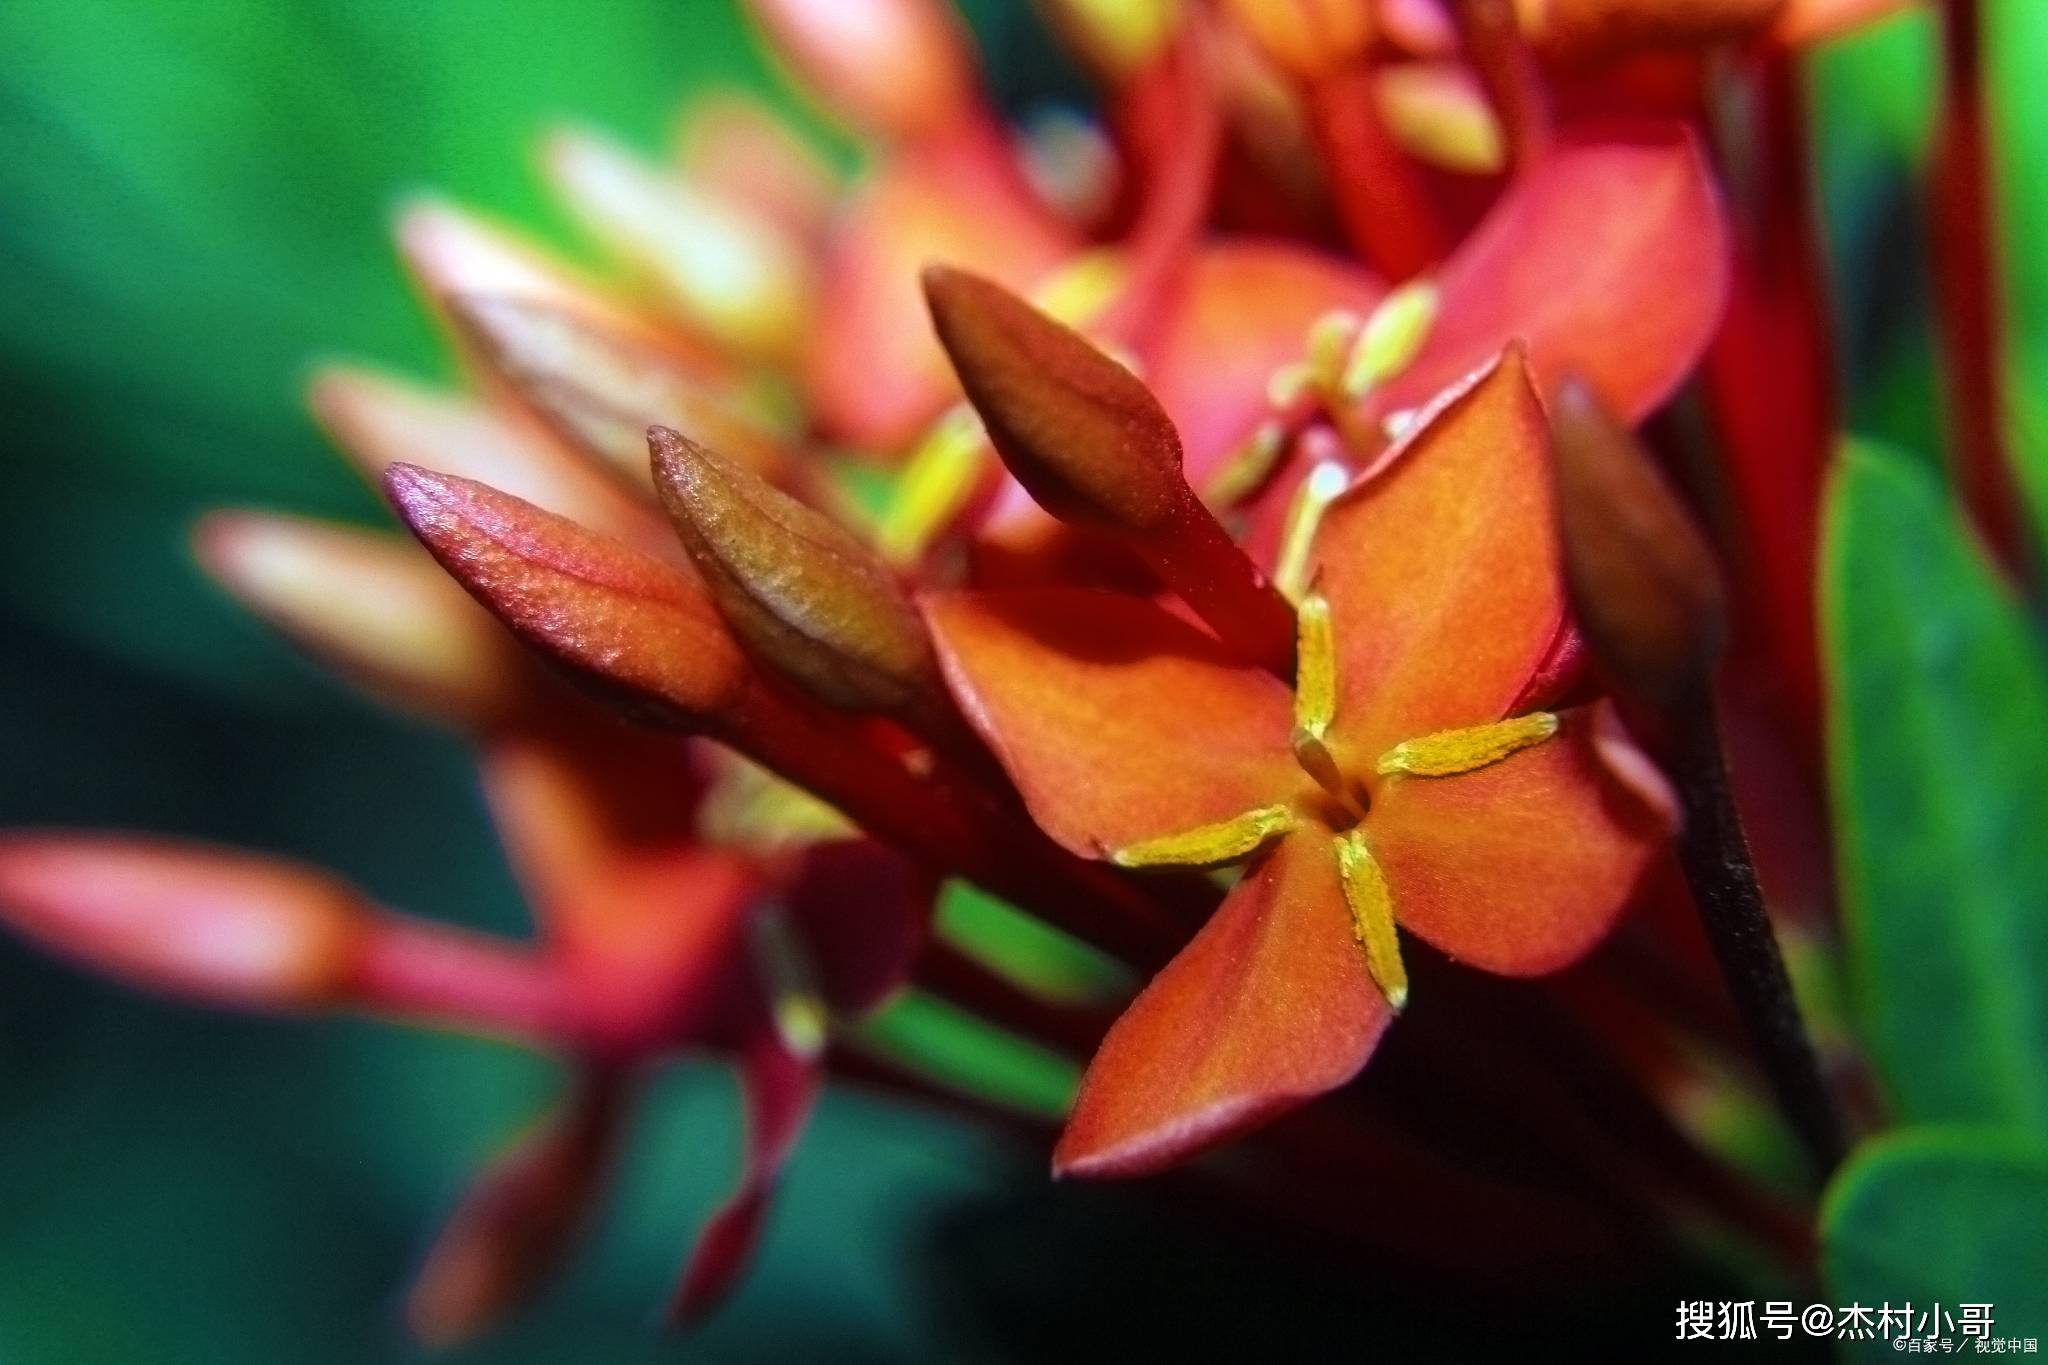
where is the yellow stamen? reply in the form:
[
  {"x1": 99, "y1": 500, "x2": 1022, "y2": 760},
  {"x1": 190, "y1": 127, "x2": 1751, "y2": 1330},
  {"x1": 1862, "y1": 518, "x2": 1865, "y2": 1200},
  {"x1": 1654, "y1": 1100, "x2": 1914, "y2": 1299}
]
[
  {"x1": 1334, "y1": 831, "x2": 1407, "y2": 1010},
  {"x1": 1265, "y1": 361, "x2": 1313, "y2": 410},
  {"x1": 1203, "y1": 420, "x2": 1287, "y2": 507},
  {"x1": 1031, "y1": 248, "x2": 1126, "y2": 329},
  {"x1": 1376, "y1": 712, "x2": 1561, "y2": 778},
  {"x1": 876, "y1": 406, "x2": 987, "y2": 564},
  {"x1": 1111, "y1": 803, "x2": 1298, "y2": 869},
  {"x1": 1293, "y1": 591, "x2": 1337, "y2": 740},
  {"x1": 1342, "y1": 281, "x2": 1440, "y2": 399},
  {"x1": 1273, "y1": 459, "x2": 1351, "y2": 603},
  {"x1": 1292, "y1": 727, "x2": 1365, "y2": 821}
]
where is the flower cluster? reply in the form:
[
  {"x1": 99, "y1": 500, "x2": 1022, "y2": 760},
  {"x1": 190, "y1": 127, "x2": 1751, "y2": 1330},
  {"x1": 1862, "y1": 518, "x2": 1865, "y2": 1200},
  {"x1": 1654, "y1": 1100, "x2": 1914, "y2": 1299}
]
[{"x1": 0, "y1": 0, "x2": 1938, "y2": 1342}]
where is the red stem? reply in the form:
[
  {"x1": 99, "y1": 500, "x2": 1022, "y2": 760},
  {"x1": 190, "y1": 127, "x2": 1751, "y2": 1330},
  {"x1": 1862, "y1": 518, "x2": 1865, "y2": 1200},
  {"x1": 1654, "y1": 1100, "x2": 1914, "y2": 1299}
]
[
  {"x1": 1930, "y1": 0, "x2": 2031, "y2": 578},
  {"x1": 1699, "y1": 52, "x2": 1834, "y2": 770},
  {"x1": 1303, "y1": 63, "x2": 1445, "y2": 279},
  {"x1": 351, "y1": 917, "x2": 576, "y2": 1044},
  {"x1": 1135, "y1": 491, "x2": 1300, "y2": 679}
]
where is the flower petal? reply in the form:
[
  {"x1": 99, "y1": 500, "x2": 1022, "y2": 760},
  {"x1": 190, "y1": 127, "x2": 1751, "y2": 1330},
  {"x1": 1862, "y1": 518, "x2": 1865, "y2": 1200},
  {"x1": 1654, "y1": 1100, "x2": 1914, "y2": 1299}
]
[
  {"x1": 1054, "y1": 832, "x2": 1393, "y2": 1176},
  {"x1": 1144, "y1": 241, "x2": 1384, "y2": 486},
  {"x1": 1312, "y1": 350, "x2": 1566, "y2": 761},
  {"x1": 670, "y1": 1034, "x2": 820, "y2": 1321},
  {"x1": 1363, "y1": 120, "x2": 1728, "y2": 427},
  {"x1": 1368, "y1": 708, "x2": 1669, "y2": 976},
  {"x1": 923, "y1": 587, "x2": 1298, "y2": 858},
  {"x1": 805, "y1": 142, "x2": 1078, "y2": 449}
]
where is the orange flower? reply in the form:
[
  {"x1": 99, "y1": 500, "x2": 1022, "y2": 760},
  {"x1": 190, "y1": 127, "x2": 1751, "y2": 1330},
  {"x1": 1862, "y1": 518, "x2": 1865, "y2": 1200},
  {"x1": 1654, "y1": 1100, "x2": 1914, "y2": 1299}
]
[{"x1": 926, "y1": 352, "x2": 1674, "y2": 1174}]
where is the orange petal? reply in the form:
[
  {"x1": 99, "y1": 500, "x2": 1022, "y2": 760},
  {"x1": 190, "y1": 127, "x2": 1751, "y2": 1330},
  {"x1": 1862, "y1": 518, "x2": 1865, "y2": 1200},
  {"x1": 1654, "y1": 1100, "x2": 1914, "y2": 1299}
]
[
  {"x1": 1365, "y1": 120, "x2": 1728, "y2": 427},
  {"x1": 1054, "y1": 832, "x2": 1393, "y2": 1176},
  {"x1": 805, "y1": 142, "x2": 1078, "y2": 449},
  {"x1": 1312, "y1": 351, "x2": 1566, "y2": 762},
  {"x1": 1145, "y1": 241, "x2": 1384, "y2": 486},
  {"x1": 0, "y1": 834, "x2": 367, "y2": 1008},
  {"x1": 1368, "y1": 708, "x2": 1670, "y2": 975},
  {"x1": 923, "y1": 588, "x2": 1298, "y2": 858}
]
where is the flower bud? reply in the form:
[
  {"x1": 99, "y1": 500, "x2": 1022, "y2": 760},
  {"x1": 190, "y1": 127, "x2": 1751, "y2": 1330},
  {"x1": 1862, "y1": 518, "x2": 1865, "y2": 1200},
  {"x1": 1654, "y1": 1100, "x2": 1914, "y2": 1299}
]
[
  {"x1": 383, "y1": 464, "x2": 748, "y2": 722},
  {"x1": 650, "y1": 427, "x2": 938, "y2": 713},
  {"x1": 543, "y1": 127, "x2": 813, "y2": 362},
  {"x1": 743, "y1": 0, "x2": 978, "y2": 137},
  {"x1": 195, "y1": 511, "x2": 528, "y2": 728},
  {"x1": 407, "y1": 1076, "x2": 628, "y2": 1347},
  {"x1": 1549, "y1": 375, "x2": 1727, "y2": 711},
  {"x1": 448, "y1": 294, "x2": 795, "y2": 492},
  {"x1": 0, "y1": 835, "x2": 368, "y2": 1008},
  {"x1": 922, "y1": 265, "x2": 1186, "y2": 532}
]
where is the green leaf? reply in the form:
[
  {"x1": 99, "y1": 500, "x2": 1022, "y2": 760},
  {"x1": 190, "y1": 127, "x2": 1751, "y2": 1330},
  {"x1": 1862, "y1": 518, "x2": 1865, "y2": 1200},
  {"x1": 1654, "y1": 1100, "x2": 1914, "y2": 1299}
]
[
  {"x1": 1823, "y1": 1126, "x2": 2048, "y2": 1361},
  {"x1": 1823, "y1": 443, "x2": 2048, "y2": 1129}
]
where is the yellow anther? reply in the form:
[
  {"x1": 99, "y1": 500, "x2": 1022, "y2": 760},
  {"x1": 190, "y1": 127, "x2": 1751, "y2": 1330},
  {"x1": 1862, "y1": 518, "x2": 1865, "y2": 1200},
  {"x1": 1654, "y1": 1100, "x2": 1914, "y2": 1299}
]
[
  {"x1": 751, "y1": 907, "x2": 830, "y2": 1060},
  {"x1": 1293, "y1": 591, "x2": 1337, "y2": 740},
  {"x1": 1376, "y1": 712, "x2": 1561, "y2": 778},
  {"x1": 701, "y1": 757, "x2": 855, "y2": 851},
  {"x1": 1306, "y1": 309, "x2": 1363, "y2": 386},
  {"x1": 1203, "y1": 420, "x2": 1288, "y2": 507},
  {"x1": 1273, "y1": 459, "x2": 1351, "y2": 602},
  {"x1": 1265, "y1": 361, "x2": 1313, "y2": 410},
  {"x1": 1334, "y1": 831, "x2": 1407, "y2": 1010},
  {"x1": 1343, "y1": 281, "x2": 1440, "y2": 399},
  {"x1": 1032, "y1": 248, "x2": 1127, "y2": 329},
  {"x1": 876, "y1": 406, "x2": 987, "y2": 564},
  {"x1": 1111, "y1": 804, "x2": 1298, "y2": 869}
]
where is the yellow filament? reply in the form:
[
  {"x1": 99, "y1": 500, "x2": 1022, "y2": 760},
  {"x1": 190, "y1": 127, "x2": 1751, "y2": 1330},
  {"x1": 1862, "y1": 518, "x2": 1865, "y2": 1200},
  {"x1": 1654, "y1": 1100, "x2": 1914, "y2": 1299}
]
[
  {"x1": 877, "y1": 406, "x2": 987, "y2": 564},
  {"x1": 1202, "y1": 420, "x2": 1287, "y2": 507},
  {"x1": 1112, "y1": 804, "x2": 1298, "y2": 869},
  {"x1": 1273, "y1": 459, "x2": 1351, "y2": 603},
  {"x1": 1334, "y1": 831, "x2": 1407, "y2": 1010},
  {"x1": 1376, "y1": 712, "x2": 1560, "y2": 778},
  {"x1": 1293, "y1": 591, "x2": 1337, "y2": 740}
]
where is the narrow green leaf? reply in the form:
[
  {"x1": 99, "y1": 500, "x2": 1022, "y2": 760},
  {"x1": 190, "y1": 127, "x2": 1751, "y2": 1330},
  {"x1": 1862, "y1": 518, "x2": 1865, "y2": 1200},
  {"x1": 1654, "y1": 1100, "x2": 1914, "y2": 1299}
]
[
  {"x1": 1823, "y1": 1126, "x2": 2048, "y2": 1361},
  {"x1": 1824, "y1": 443, "x2": 2048, "y2": 1129}
]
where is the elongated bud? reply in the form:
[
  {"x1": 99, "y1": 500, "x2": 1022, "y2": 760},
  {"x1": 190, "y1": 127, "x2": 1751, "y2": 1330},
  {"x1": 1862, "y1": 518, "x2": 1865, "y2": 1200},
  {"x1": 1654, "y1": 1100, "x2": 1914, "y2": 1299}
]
[
  {"x1": 449, "y1": 295, "x2": 794, "y2": 491},
  {"x1": 922, "y1": 265, "x2": 1184, "y2": 531},
  {"x1": 1222, "y1": 0, "x2": 1375, "y2": 80},
  {"x1": 744, "y1": 0, "x2": 978, "y2": 138},
  {"x1": 924, "y1": 266, "x2": 1298, "y2": 676},
  {"x1": 0, "y1": 835, "x2": 367, "y2": 1008},
  {"x1": 1516, "y1": 0, "x2": 1781, "y2": 64},
  {"x1": 1549, "y1": 376, "x2": 1727, "y2": 711},
  {"x1": 543, "y1": 127, "x2": 813, "y2": 362},
  {"x1": 195, "y1": 512, "x2": 527, "y2": 728},
  {"x1": 309, "y1": 365, "x2": 671, "y2": 555},
  {"x1": 676, "y1": 93, "x2": 835, "y2": 240},
  {"x1": 407, "y1": 1076, "x2": 628, "y2": 1348},
  {"x1": 650, "y1": 427, "x2": 939, "y2": 713},
  {"x1": 383, "y1": 464, "x2": 748, "y2": 722}
]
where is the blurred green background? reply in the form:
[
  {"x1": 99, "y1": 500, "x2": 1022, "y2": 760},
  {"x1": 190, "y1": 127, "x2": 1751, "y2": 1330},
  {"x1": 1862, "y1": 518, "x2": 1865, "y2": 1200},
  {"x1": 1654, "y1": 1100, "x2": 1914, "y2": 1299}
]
[{"x1": 0, "y1": 0, "x2": 2037, "y2": 1359}]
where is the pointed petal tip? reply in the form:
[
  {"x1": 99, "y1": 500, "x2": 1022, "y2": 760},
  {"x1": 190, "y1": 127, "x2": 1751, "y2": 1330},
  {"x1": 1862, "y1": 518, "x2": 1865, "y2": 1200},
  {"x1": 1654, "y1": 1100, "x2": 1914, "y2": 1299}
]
[{"x1": 382, "y1": 465, "x2": 747, "y2": 722}]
